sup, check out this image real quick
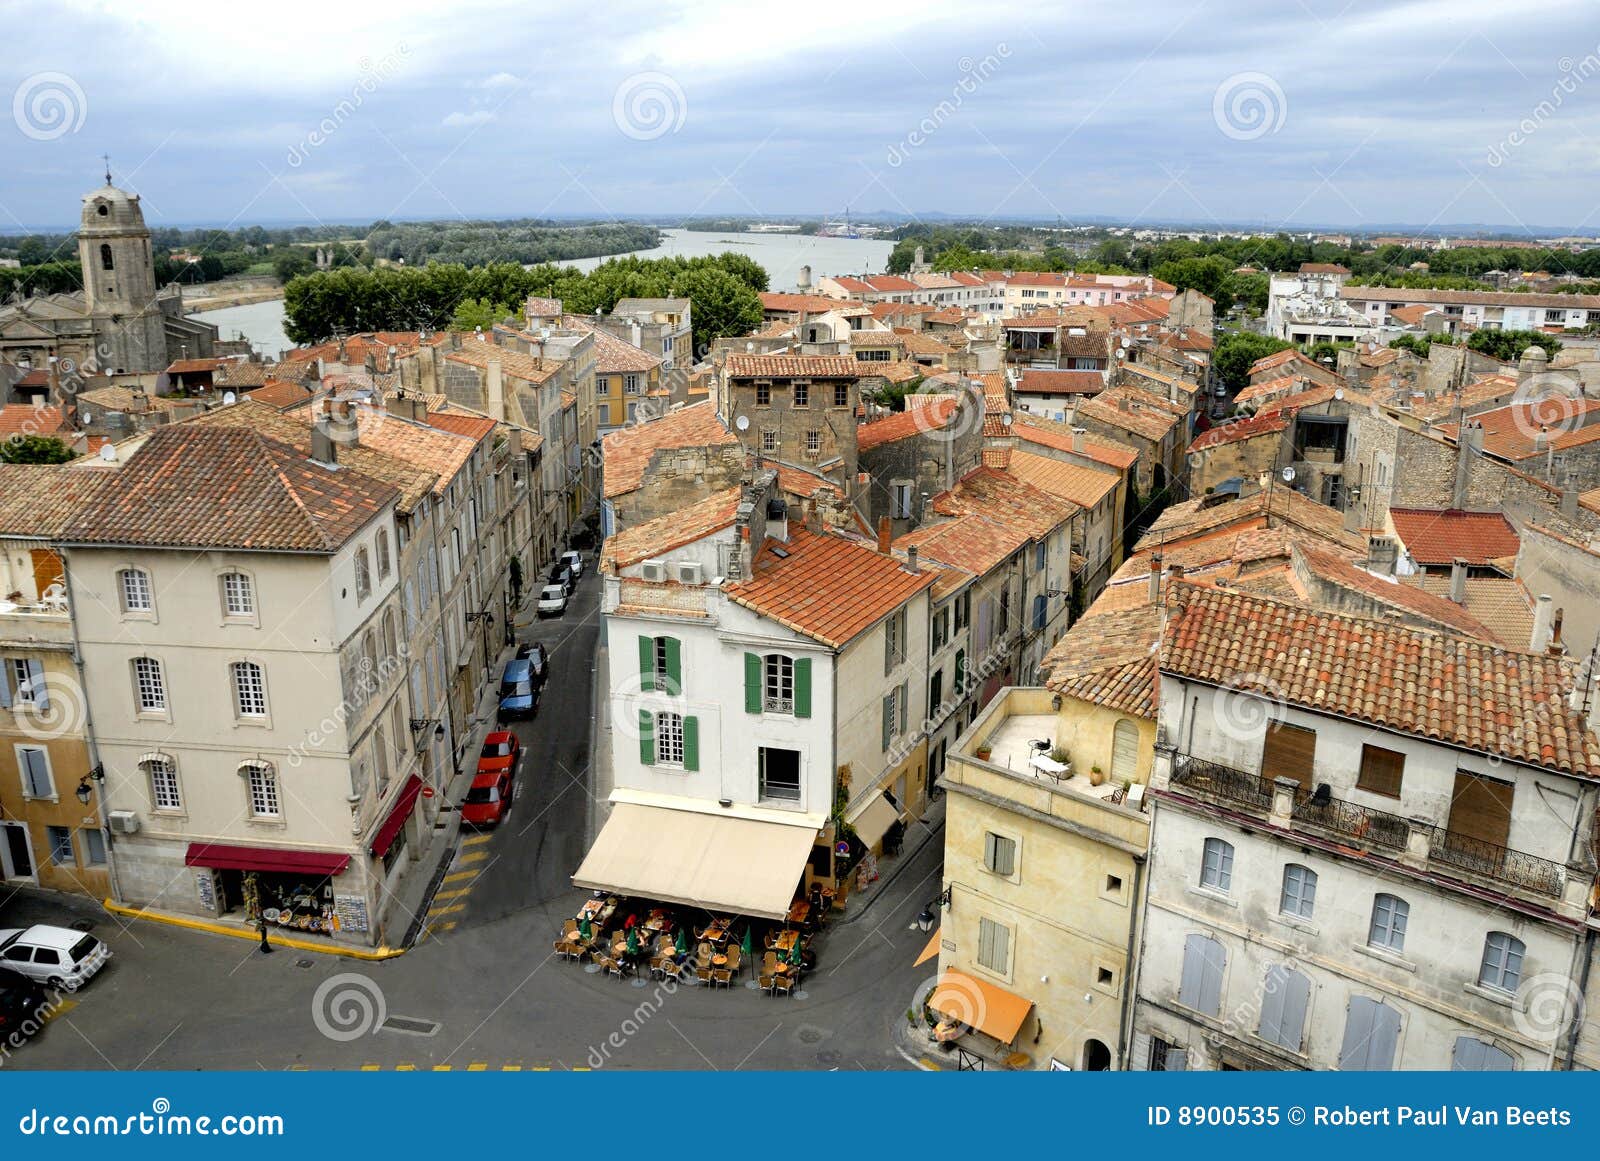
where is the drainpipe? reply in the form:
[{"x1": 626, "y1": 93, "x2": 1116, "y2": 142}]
[
  {"x1": 1563, "y1": 926, "x2": 1595, "y2": 1070},
  {"x1": 1115, "y1": 852, "x2": 1146, "y2": 1068},
  {"x1": 61, "y1": 556, "x2": 122, "y2": 905}
]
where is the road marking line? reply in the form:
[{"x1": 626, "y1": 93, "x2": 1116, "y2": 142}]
[
  {"x1": 396, "y1": 1064, "x2": 416, "y2": 1071},
  {"x1": 428, "y1": 903, "x2": 465, "y2": 917},
  {"x1": 532, "y1": 1066, "x2": 551, "y2": 1071},
  {"x1": 44, "y1": 1000, "x2": 77, "y2": 1022},
  {"x1": 501, "y1": 1065, "x2": 522, "y2": 1072},
  {"x1": 432, "y1": 1064, "x2": 452, "y2": 1072},
  {"x1": 573, "y1": 1067, "x2": 590, "y2": 1072},
  {"x1": 456, "y1": 851, "x2": 489, "y2": 866},
  {"x1": 461, "y1": 833, "x2": 493, "y2": 847},
  {"x1": 467, "y1": 1062, "x2": 488, "y2": 1072},
  {"x1": 432, "y1": 887, "x2": 472, "y2": 900},
  {"x1": 361, "y1": 1064, "x2": 380, "y2": 1071},
  {"x1": 442, "y1": 871, "x2": 478, "y2": 884}
]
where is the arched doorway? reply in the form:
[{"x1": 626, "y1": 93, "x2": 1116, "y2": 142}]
[{"x1": 1082, "y1": 1039, "x2": 1112, "y2": 1071}]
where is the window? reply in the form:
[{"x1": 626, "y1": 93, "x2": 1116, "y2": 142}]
[
  {"x1": 983, "y1": 832, "x2": 1016, "y2": 876},
  {"x1": 793, "y1": 381, "x2": 809, "y2": 407},
  {"x1": 803, "y1": 429, "x2": 821, "y2": 460},
  {"x1": 764, "y1": 653, "x2": 794, "y2": 713},
  {"x1": 881, "y1": 688, "x2": 899, "y2": 750},
  {"x1": 597, "y1": 403, "x2": 611, "y2": 426},
  {"x1": 119, "y1": 568, "x2": 152, "y2": 613},
  {"x1": 756, "y1": 382, "x2": 771, "y2": 406},
  {"x1": 761, "y1": 429, "x2": 778, "y2": 453},
  {"x1": 655, "y1": 712, "x2": 685, "y2": 766},
  {"x1": 132, "y1": 657, "x2": 166, "y2": 712},
  {"x1": 1257, "y1": 966, "x2": 1311, "y2": 1051},
  {"x1": 1453, "y1": 1037, "x2": 1515, "y2": 1071},
  {"x1": 377, "y1": 530, "x2": 392, "y2": 580},
  {"x1": 18, "y1": 746, "x2": 52, "y2": 799},
  {"x1": 9, "y1": 658, "x2": 38, "y2": 706},
  {"x1": 1368, "y1": 893, "x2": 1409, "y2": 953},
  {"x1": 892, "y1": 483, "x2": 912, "y2": 520},
  {"x1": 642, "y1": 635, "x2": 681, "y2": 694},
  {"x1": 1148, "y1": 1037, "x2": 1186, "y2": 1071},
  {"x1": 1035, "y1": 542, "x2": 1047, "y2": 571},
  {"x1": 82, "y1": 828, "x2": 106, "y2": 867},
  {"x1": 46, "y1": 826, "x2": 73, "y2": 866},
  {"x1": 833, "y1": 382, "x2": 849, "y2": 408},
  {"x1": 932, "y1": 608, "x2": 949, "y2": 651},
  {"x1": 1105, "y1": 874, "x2": 1123, "y2": 895},
  {"x1": 145, "y1": 756, "x2": 181, "y2": 811},
  {"x1": 929, "y1": 669, "x2": 943, "y2": 716},
  {"x1": 1478, "y1": 932, "x2": 1525, "y2": 994},
  {"x1": 977, "y1": 916, "x2": 1010, "y2": 974},
  {"x1": 221, "y1": 572, "x2": 254, "y2": 616},
  {"x1": 624, "y1": 374, "x2": 640, "y2": 395},
  {"x1": 1031, "y1": 594, "x2": 1046, "y2": 631},
  {"x1": 1111, "y1": 718, "x2": 1139, "y2": 781},
  {"x1": 1338, "y1": 996, "x2": 1400, "y2": 1070},
  {"x1": 1199, "y1": 837, "x2": 1234, "y2": 892},
  {"x1": 884, "y1": 608, "x2": 905, "y2": 672},
  {"x1": 355, "y1": 548, "x2": 372, "y2": 601},
  {"x1": 954, "y1": 590, "x2": 970, "y2": 630},
  {"x1": 99, "y1": 243, "x2": 113, "y2": 271},
  {"x1": 1260, "y1": 720, "x2": 1316, "y2": 788},
  {"x1": 225, "y1": 660, "x2": 266, "y2": 718},
  {"x1": 1179, "y1": 933, "x2": 1225, "y2": 1015},
  {"x1": 758, "y1": 746, "x2": 801, "y2": 802},
  {"x1": 1357, "y1": 744, "x2": 1405, "y2": 797},
  {"x1": 1279, "y1": 863, "x2": 1317, "y2": 919},
  {"x1": 245, "y1": 762, "x2": 281, "y2": 818}
]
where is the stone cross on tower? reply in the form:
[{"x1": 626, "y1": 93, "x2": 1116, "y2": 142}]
[{"x1": 102, "y1": 154, "x2": 112, "y2": 186}]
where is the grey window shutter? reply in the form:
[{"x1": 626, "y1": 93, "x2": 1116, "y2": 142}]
[
  {"x1": 1339, "y1": 997, "x2": 1398, "y2": 1070},
  {"x1": 898, "y1": 680, "x2": 908, "y2": 734},
  {"x1": 1179, "y1": 933, "x2": 1224, "y2": 1016},
  {"x1": 22, "y1": 748, "x2": 48, "y2": 798},
  {"x1": 0, "y1": 662, "x2": 13, "y2": 709},
  {"x1": 881, "y1": 693, "x2": 893, "y2": 751},
  {"x1": 26, "y1": 659, "x2": 46, "y2": 711},
  {"x1": 1259, "y1": 966, "x2": 1309, "y2": 1051},
  {"x1": 1166, "y1": 1047, "x2": 1187, "y2": 1071},
  {"x1": 1452, "y1": 1036, "x2": 1513, "y2": 1071}
]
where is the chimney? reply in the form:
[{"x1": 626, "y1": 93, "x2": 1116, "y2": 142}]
[
  {"x1": 1451, "y1": 421, "x2": 1482, "y2": 508},
  {"x1": 1530, "y1": 594, "x2": 1555, "y2": 652},
  {"x1": 906, "y1": 546, "x2": 920, "y2": 574},
  {"x1": 1533, "y1": 426, "x2": 1549, "y2": 454},
  {"x1": 1148, "y1": 553, "x2": 1163, "y2": 603},
  {"x1": 877, "y1": 515, "x2": 892, "y2": 553},
  {"x1": 1561, "y1": 483, "x2": 1580, "y2": 520},
  {"x1": 1118, "y1": 396, "x2": 1131, "y2": 413},
  {"x1": 1549, "y1": 608, "x2": 1566, "y2": 656},
  {"x1": 1448, "y1": 557, "x2": 1468, "y2": 604},
  {"x1": 1071, "y1": 426, "x2": 1086, "y2": 453},
  {"x1": 1167, "y1": 562, "x2": 1184, "y2": 581},
  {"x1": 310, "y1": 420, "x2": 338, "y2": 466},
  {"x1": 487, "y1": 356, "x2": 505, "y2": 421}
]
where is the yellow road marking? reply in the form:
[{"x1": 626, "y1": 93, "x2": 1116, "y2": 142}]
[
  {"x1": 44, "y1": 999, "x2": 77, "y2": 1022},
  {"x1": 461, "y1": 833, "x2": 493, "y2": 847},
  {"x1": 396, "y1": 1064, "x2": 416, "y2": 1071},
  {"x1": 432, "y1": 887, "x2": 472, "y2": 900},
  {"x1": 442, "y1": 871, "x2": 478, "y2": 885},
  {"x1": 456, "y1": 851, "x2": 488, "y2": 866},
  {"x1": 467, "y1": 1062, "x2": 488, "y2": 1072},
  {"x1": 532, "y1": 1066, "x2": 551, "y2": 1071},
  {"x1": 361, "y1": 1064, "x2": 380, "y2": 1071},
  {"x1": 432, "y1": 1064, "x2": 452, "y2": 1072},
  {"x1": 428, "y1": 903, "x2": 465, "y2": 917},
  {"x1": 501, "y1": 1065, "x2": 522, "y2": 1072}
]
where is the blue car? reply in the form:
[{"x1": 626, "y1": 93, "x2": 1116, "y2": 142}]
[{"x1": 497, "y1": 658, "x2": 539, "y2": 721}]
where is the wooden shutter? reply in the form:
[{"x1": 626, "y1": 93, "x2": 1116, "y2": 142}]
[
  {"x1": 1448, "y1": 771, "x2": 1513, "y2": 849},
  {"x1": 881, "y1": 693, "x2": 893, "y2": 751},
  {"x1": 0, "y1": 662, "x2": 12, "y2": 709},
  {"x1": 637, "y1": 636, "x2": 655, "y2": 692},
  {"x1": 1260, "y1": 722, "x2": 1316, "y2": 788},
  {"x1": 1179, "y1": 934, "x2": 1224, "y2": 1016},
  {"x1": 25, "y1": 659, "x2": 46, "y2": 711},
  {"x1": 1452, "y1": 1036, "x2": 1514, "y2": 1071},
  {"x1": 743, "y1": 652, "x2": 762, "y2": 714},
  {"x1": 1339, "y1": 998, "x2": 1399, "y2": 1070},
  {"x1": 1259, "y1": 966, "x2": 1309, "y2": 1052},
  {"x1": 793, "y1": 658, "x2": 812, "y2": 718},
  {"x1": 30, "y1": 549, "x2": 63, "y2": 596},
  {"x1": 1111, "y1": 720, "x2": 1139, "y2": 781},
  {"x1": 662, "y1": 637, "x2": 681, "y2": 693},
  {"x1": 681, "y1": 716, "x2": 699, "y2": 772},
  {"x1": 638, "y1": 709, "x2": 654, "y2": 765},
  {"x1": 1357, "y1": 745, "x2": 1405, "y2": 797},
  {"x1": 21, "y1": 748, "x2": 49, "y2": 798}
]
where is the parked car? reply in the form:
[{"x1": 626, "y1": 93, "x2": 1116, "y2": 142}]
[
  {"x1": 0, "y1": 966, "x2": 48, "y2": 1042},
  {"x1": 461, "y1": 755, "x2": 516, "y2": 826},
  {"x1": 497, "y1": 658, "x2": 539, "y2": 721},
  {"x1": 0, "y1": 926, "x2": 111, "y2": 990},
  {"x1": 547, "y1": 565, "x2": 574, "y2": 596},
  {"x1": 477, "y1": 730, "x2": 521, "y2": 777},
  {"x1": 537, "y1": 584, "x2": 568, "y2": 618},
  {"x1": 514, "y1": 642, "x2": 549, "y2": 688},
  {"x1": 559, "y1": 550, "x2": 585, "y2": 580}
]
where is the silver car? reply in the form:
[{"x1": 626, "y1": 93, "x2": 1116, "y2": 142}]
[{"x1": 0, "y1": 925, "x2": 111, "y2": 990}]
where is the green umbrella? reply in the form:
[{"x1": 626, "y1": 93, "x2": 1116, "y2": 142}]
[
  {"x1": 674, "y1": 927, "x2": 688, "y2": 956},
  {"x1": 788, "y1": 936, "x2": 803, "y2": 967},
  {"x1": 741, "y1": 926, "x2": 754, "y2": 961},
  {"x1": 578, "y1": 917, "x2": 592, "y2": 941},
  {"x1": 626, "y1": 927, "x2": 638, "y2": 956}
]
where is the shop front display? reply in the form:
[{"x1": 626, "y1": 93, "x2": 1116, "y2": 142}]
[{"x1": 183, "y1": 841, "x2": 354, "y2": 937}]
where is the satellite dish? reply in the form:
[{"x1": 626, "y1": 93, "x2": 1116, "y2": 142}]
[
  {"x1": 746, "y1": 342, "x2": 755, "y2": 352},
  {"x1": 735, "y1": 415, "x2": 750, "y2": 431},
  {"x1": 1281, "y1": 466, "x2": 1297, "y2": 483},
  {"x1": 1334, "y1": 387, "x2": 1345, "y2": 400},
  {"x1": 80, "y1": 410, "x2": 92, "y2": 424},
  {"x1": 222, "y1": 391, "x2": 237, "y2": 405},
  {"x1": 98, "y1": 443, "x2": 117, "y2": 462}
]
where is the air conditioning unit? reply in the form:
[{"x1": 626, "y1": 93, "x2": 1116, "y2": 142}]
[
  {"x1": 109, "y1": 810, "x2": 140, "y2": 835},
  {"x1": 640, "y1": 559, "x2": 666, "y2": 582},
  {"x1": 677, "y1": 562, "x2": 703, "y2": 585}
]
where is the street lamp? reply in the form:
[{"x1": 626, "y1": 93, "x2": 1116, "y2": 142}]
[
  {"x1": 916, "y1": 886, "x2": 953, "y2": 933},
  {"x1": 75, "y1": 764, "x2": 105, "y2": 806},
  {"x1": 410, "y1": 719, "x2": 446, "y2": 742}
]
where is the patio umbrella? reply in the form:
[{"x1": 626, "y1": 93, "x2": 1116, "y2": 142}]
[
  {"x1": 626, "y1": 926, "x2": 639, "y2": 957},
  {"x1": 788, "y1": 936, "x2": 803, "y2": 967},
  {"x1": 675, "y1": 927, "x2": 688, "y2": 956},
  {"x1": 741, "y1": 926, "x2": 754, "y2": 962},
  {"x1": 578, "y1": 917, "x2": 592, "y2": 941}
]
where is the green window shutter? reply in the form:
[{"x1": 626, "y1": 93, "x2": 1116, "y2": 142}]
[
  {"x1": 663, "y1": 636, "x2": 682, "y2": 694},
  {"x1": 882, "y1": 694, "x2": 893, "y2": 751},
  {"x1": 744, "y1": 652, "x2": 762, "y2": 714},
  {"x1": 682, "y1": 716, "x2": 699, "y2": 771},
  {"x1": 955, "y1": 650, "x2": 966, "y2": 693},
  {"x1": 638, "y1": 635, "x2": 655, "y2": 692},
  {"x1": 638, "y1": 709, "x2": 655, "y2": 764},
  {"x1": 793, "y1": 658, "x2": 812, "y2": 718}
]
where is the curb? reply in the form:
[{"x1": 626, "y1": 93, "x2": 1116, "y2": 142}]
[{"x1": 102, "y1": 899, "x2": 406, "y2": 960}]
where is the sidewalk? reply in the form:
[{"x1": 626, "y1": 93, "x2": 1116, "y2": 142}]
[{"x1": 836, "y1": 791, "x2": 946, "y2": 928}]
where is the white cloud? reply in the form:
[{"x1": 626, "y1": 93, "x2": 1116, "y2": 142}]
[
  {"x1": 474, "y1": 72, "x2": 520, "y2": 90},
  {"x1": 442, "y1": 110, "x2": 496, "y2": 127}
]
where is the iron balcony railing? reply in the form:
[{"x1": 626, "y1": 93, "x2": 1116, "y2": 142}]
[{"x1": 1169, "y1": 756, "x2": 1564, "y2": 899}]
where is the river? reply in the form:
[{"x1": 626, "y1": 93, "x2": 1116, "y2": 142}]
[{"x1": 191, "y1": 228, "x2": 896, "y2": 359}]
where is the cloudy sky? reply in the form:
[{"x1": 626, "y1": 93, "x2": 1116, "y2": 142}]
[{"x1": 5, "y1": 0, "x2": 1600, "y2": 232}]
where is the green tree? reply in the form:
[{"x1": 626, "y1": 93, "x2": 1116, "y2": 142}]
[
  {"x1": 668, "y1": 266, "x2": 763, "y2": 353},
  {"x1": 272, "y1": 248, "x2": 315, "y2": 283},
  {"x1": 450, "y1": 296, "x2": 513, "y2": 332},
  {"x1": 1465, "y1": 329, "x2": 1562, "y2": 362},
  {"x1": 0, "y1": 435, "x2": 74, "y2": 464},
  {"x1": 1213, "y1": 331, "x2": 1294, "y2": 393}
]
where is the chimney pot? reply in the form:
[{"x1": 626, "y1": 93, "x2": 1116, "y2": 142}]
[
  {"x1": 877, "y1": 515, "x2": 892, "y2": 554},
  {"x1": 1549, "y1": 608, "x2": 1566, "y2": 655},
  {"x1": 1449, "y1": 557, "x2": 1468, "y2": 604},
  {"x1": 906, "y1": 546, "x2": 920, "y2": 574},
  {"x1": 1530, "y1": 594, "x2": 1555, "y2": 651}
]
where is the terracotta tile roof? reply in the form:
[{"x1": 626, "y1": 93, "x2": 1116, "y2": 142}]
[
  {"x1": 1161, "y1": 329, "x2": 1214, "y2": 352},
  {"x1": 180, "y1": 399, "x2": 438, "y2": 513},
  {"x1": 443, "y1": 341, "x2": 561, "y2": 385},
  {"x1": 601, "y1": 400, "x2": 737, "y2": 499},
  {"x1": 868, "y1": 301, "x2": 935, "y2": 321},
  {"x1": 425, "y1": 411, "x2": 497, "y2": 440},
  {"x1": 1017, "y1": 369, "x2": 1104, "y2": 395},
  {"x1": 1293, "y1": 542, "x2": 1495, "y2": 639},
  {"x1": 1405, "y1": 575, "x2": 1534, "y2": 649},
  {"x1": 166, "y1": 357, "x2": 229, "y2": 375},
  {"x1": 1389, "y1": 508, "x2": 1520, "y2": 566},
  {"x1": 59, "y1": 426, "x2": 396, "y2": 552},
  {"x1": 245, "y1": 379, "x2": 317, "y2": 410},
  {"x1": 1160, "y1": 582, "x2": 1600, "y2": 777},
  {"x1": 826, "y1": 275, "x2": 919, "y2": 294},
  {"x1": 1011, "y1": 412, "x2": 1138, "y2": 470},
  {"x1": 857, "y1": 398, "x2": 959, "y2": 451},
  {"x1": 981, "y1": 447, "x2": 1011, "y2": 469},
  {"x1": 1075, "y1": 388, "x2": 1179, "y2": 443},
  {"x1": 1041, "y1": 604, "x2": 1160, "y2": 717},
  {"x1": 894, "y1": 512, "x2": 1029, "y2": 576},
  {"x1": 1248, "y1": 349, "x2": 1333, "y2": 380},
  {"x1": 0, "y1": 464, "x2": 112, "y2": 538},
  {"x1": 1388, "y1": 305, "x2": 1436, "y2": 327},
  {"x1": 1439, "y1": 400, "x2": 1600, "y2": 461},
  {"x1": 0, "y1": 405, "x2": 69, "y2": 438},
  {"x1": 1298, "y1": 263, "x2": 1350, "y2": 275},
  {"x1": 289, "y1": 403, "x2": 481, "y2": 495},
  {"x1": 281, "y1": 333, "x2": 430, "y2": 372},
  {"x1": 774, "y1": 465, "x2": 842, "y2": 501},
  {"x1": 930, "y1": 466, "x2": 1081, "y2": 534},
  {"x1": 1007, "y1": 449, "x2": 1118, "y2": 509},
  {"x1": 869, "y1": 361, "x2": 922, "y2": 384},
  {"x1": 1188, "y1": 412, "x2": 1291, "y2": 453},
  {"x1": 893, "y1": 330, "x2": 957, "y2": 359},
  {"x1": 848, "y1": 330, "x2": 905, "y2": 350},
  {"x1": 725, "y1": 353, "x2": 863, "y2": 379},
  {"x1": 603, "y1": 486, "x2": 742, "y2": 570},
  {"x1": 762, "y1": 292, "x2": 858, "y2": 315},
  {"x1": 1145, "y1": 488, "x2": 1366, "y2": 554},
  {"x1": 559, "y1": 316, "x2": 663, "y2": 374},
  {"x1": 1002, "y1": 308, "x2": 1109, "y2": 330},
  {"x1": 523, "y1": 296, "x2": 564, "y2": 316},
  {"x1": 1397, "y1": 374, "x2": 1517, "y2": 422},
  {"x1": 1235, "y1": 374, "x2": 1312, "y2": 405},
  {"x1": 725, "y1": 525, "x2": 934, "y2": 648},
  {"x1": 212, "y1": 361, "x2": 274, "y2": 388},
  {"x1": 927, "y1": 307, "x2": 970, "y2": 325},
  {"x1": 1254, "y1": 383, "x2": 1365, "y2": 417}
]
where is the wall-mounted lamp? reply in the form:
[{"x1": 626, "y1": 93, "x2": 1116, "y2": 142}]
[
  {"x1": 75, "y1": 764, "x2": 105, "y2": 806},
  {"x1": 915, "y1": 885, "x2": 953, "y2": 932}
]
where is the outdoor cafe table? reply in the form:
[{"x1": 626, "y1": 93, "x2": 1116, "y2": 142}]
[
  {"x1": 711, "y1": 953, "x2": 728, "y2": 967},
  {"x1": 579, "y1": 898, "x2": 615, "y2": 924},
  {"x1": 787, "y1": 900, "x2": 810, "y2": 926},
  {"x1": 773, "y1": 931, "x2": 798, "y2": 953}
]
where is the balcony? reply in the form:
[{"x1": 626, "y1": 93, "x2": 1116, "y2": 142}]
[
  {"x1": 1168, "y1": 756, "x2": 1566, "y2": 900},
  {"x1": 0, "y1": 596, "x2": 73, "y2": 646}
]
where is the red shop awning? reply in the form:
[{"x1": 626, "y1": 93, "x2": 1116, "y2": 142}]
[
  {"x1": 369, "y1": 774, "x2": 424, "y2": 858},
  {"x1": 184, "y1": 842, "x2": 350, "y2": 878}
]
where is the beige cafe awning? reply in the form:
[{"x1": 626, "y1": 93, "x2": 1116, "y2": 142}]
[
  {"x1": 573, "y1": 802, "x2": 817, "y2": 921},
  {"x1": 846, "y1": 791, "x2": 899, "y2": 850}
]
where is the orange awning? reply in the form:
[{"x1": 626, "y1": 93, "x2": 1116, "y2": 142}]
[
  {"x1": 927, "y1": 969, "x2": 1034, "y2": 1046},
  {"x1": 914, "y1": 928, "x2": 941, "y2": 967}
]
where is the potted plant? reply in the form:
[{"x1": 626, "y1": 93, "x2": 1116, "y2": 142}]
[
  {"x1": 1050, "y1": 746, "x2": 1070, "y2": 765},
  {"x1": 1089, "y1": 764, "x2": 1105, "y2": 787},
  {"x1": 975, "y1": 739, "x2": 993, "y2": 761}
]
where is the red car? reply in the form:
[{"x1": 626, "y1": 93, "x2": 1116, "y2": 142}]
[{"x1": 462, "y1": 731, "x2": 520, "y2": 825}]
